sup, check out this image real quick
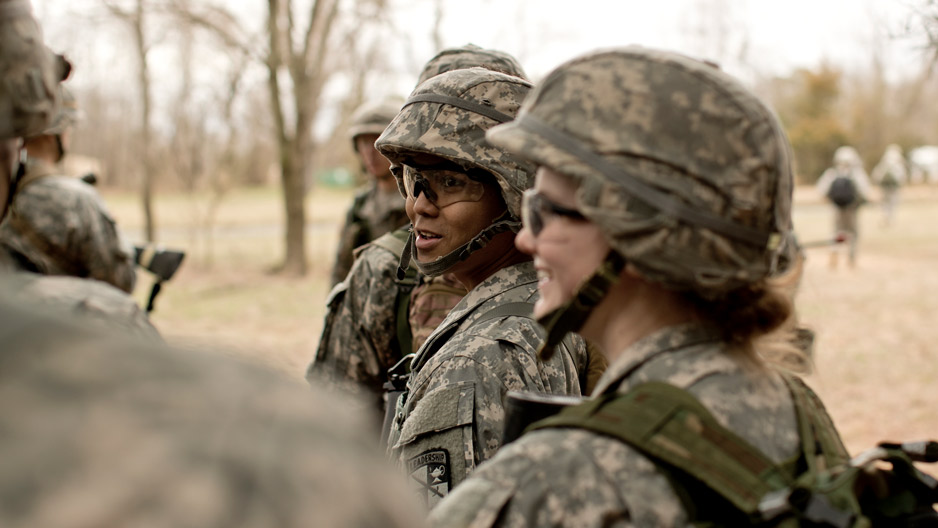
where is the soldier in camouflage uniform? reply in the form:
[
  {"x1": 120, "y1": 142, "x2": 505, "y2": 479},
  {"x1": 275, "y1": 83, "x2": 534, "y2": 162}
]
[
  {"x1": 430, "y1": 47, "x2": 847, "y2": 526},
  {"x1": 0, "y1": 84, "x2": 137, "y2": 293},
  {"x1": 0, "y1": 0, "x2": 66, "y2": 218},
  {"x1": 0, "y1": 0, "x2": 157, "y2": 340},
  {"x1": 374, "y1": 66, "x2": 591, "y2": 506},
  {"x1": 307, "y1": 45, "x2": 531, "y2": 419},
  {"x1": 329, "y1": 99, "x2": 409, "y2": 287}
]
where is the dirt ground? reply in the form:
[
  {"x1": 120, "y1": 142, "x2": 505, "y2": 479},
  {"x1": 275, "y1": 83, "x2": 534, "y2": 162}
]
[{"x1": 108, "y1": 184, "x2": 938, "y2": 456}]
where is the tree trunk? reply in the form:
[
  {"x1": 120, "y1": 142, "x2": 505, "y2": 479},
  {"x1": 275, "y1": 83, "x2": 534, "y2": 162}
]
[
  {"x1": 279, "y1": 139, "x2": 307, "y2": 275},
  {"x1": 134, "y1": 0, "x2": 155, "y2": 242}
]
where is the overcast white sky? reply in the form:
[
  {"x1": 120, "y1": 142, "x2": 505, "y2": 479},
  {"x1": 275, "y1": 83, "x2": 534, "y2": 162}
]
[
  {"x1": 31, "y1": 0, "x2": 930, "y2": 138},
  {"x1": 395, "y1": 0, "x2": 924, "y2": 82}
]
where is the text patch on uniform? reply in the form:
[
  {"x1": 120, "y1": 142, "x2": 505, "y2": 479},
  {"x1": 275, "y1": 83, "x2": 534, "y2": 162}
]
[{"x1": 408, "y1": 448, "x2": 451, "y2": 507}]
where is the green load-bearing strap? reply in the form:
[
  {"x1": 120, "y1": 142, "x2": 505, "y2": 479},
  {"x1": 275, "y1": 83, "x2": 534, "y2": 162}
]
[{"x1": 527, "y1": 381, "x2": 793, "y2": 514}]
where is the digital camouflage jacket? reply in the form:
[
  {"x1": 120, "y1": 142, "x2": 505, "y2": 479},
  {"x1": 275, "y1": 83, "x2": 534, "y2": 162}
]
[
  {"x1": 0, "y1": 159, "x2": 136, "y2": 293},
  {"x1": 0, "y1": 271, "x2": 159, "y2": 341},
  {"x1": 310, "y1": 235, "x2": 412, "y2": 416},
  {"x1": 309, "y1": 228, "x2": 465, "y2": 418},
  {"x1": 429, "y1": 323, "x2": 803, "y2": 527},
  {"x1": 386, "y1": 261, "x2": 590, "y2": 509},
  {"x1": 329, "y1": 184, "x2": 408, "y2": 287}
]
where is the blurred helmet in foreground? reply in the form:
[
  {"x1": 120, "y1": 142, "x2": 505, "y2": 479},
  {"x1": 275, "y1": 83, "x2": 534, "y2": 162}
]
[{"x1": 0, "y1": 0, "x2": 69, "y2": 139}]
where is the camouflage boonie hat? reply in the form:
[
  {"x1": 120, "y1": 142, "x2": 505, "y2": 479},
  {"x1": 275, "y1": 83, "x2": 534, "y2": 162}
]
[
  {"x1": 416, "y1": 43, "x2": 529, "y2": 85},
  {"x1": 347, "y1": 98, "x2": 402, "y2": 142},
  {"x1": 0, "y1": 0, "x2": 66, "y2": 139},
  {"x1": 375, "y1": 67, "x2": 535, "y2": 218},
  {"x1": 488, "y1": 46, "x2": 794, "y2": 297}
]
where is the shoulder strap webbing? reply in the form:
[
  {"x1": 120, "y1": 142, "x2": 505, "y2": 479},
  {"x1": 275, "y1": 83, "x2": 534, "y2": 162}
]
[
  {"x1": 528, "y1": 381, "x2": 793, "y2": 515},
  {"x1": 366, "y1": 228, "x2": 418, "y2": 359},
  {"x1": 473, "y1": 302, "x2": 532, "y2": 324},
  {"x1": 394, "y1": 279, "x2": 415, "y2": 358},
  {"x1": 369, "y1": 228, "x2": 411, "y2": 259},
  {"x1": 779, "y1": 374, "x2": 850, "y2": 473}
]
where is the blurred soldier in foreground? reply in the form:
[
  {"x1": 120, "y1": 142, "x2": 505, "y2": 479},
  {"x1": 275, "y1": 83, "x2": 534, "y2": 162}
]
[
  {"x1": 308, "y1": 45, "x2": 531, "y2": 419},
  {"x1": 0, "y1": 84, "x2": 137, "y2": 293},
  {"x1": 0, "y1": 297, "x2": 426, "y2": 528},
  {"x1": 871, "y1": 143, "x2": 907, "y2": 227},
  {"x1": 0, "y1": 0, "x2": 156, "y2": 339},
  {"x1": 329, "y1": 99, "x2": 409, "y2": 287},
  {"x1": 375, "y1": 66, "x2": 590, "y2": 505},
  {"x1": 816, "y1": 145, "x2": 872, "y2": 268}
]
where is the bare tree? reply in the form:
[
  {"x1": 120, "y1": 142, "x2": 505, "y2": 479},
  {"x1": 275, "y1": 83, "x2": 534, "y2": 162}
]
[
  {"x1": 176, "y1": 0, "x2": 389, "y2": 275},
  {"x1": 103, "y1": 0, "x2": 157, "y2": 242}
]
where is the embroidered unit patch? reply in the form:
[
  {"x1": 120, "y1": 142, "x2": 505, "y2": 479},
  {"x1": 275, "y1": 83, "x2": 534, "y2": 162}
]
[{"x1": 408, "y1": 448, "x2": 451, "y2": 507}]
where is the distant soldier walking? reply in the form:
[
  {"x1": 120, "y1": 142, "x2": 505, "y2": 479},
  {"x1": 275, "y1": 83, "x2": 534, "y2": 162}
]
[
  {"x1": 871, "y1": 143, "x2": 907, "y2": 227},
  {"x1": 816, "y1": 145, "x2": 872, "y2": 268}
]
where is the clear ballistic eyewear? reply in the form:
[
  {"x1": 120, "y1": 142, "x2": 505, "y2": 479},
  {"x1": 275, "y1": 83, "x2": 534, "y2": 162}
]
[
  {"x1": 402, "y1": 164, "x2": 486, "y2": 208},
  {"x1": 521, "y1": 189, "x2": 586, "y2": 236}
]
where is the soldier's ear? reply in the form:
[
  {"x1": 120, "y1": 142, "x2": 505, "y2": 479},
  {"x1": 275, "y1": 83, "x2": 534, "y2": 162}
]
[{"x1": 54, "y1": 52, "x2": 71, "y2": 82}]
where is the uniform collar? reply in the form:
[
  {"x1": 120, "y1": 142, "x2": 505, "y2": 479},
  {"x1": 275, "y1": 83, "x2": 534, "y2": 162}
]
[{"x1": 591, "y1": 323, "x2": 722, "y2": 396}]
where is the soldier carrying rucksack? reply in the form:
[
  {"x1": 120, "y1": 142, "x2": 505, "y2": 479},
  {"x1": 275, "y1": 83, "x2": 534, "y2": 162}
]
[{"x1": 816, "y1": 146, "x2": 873, "y2": 269}]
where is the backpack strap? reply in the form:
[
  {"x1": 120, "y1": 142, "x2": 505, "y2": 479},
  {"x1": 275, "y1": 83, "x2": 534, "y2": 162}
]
[
  {"x1": 528, "y1": 381, "x2": 793, "y2": 515},
  {"x1": 779, "y1": 374, "x2": 850, "y2": 474},
  {"x1": 370, "y1": 229, "x2": 419, "y2": 359}
]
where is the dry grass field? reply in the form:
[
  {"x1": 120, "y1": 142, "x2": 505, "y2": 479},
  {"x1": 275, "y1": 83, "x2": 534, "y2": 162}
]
[{"x1": 105, "y1": 184, "x2": 938, "y2": 456}]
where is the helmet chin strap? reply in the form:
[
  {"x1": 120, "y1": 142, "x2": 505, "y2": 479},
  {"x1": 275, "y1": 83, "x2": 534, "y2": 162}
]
[
  {"x1": 537, "y1": 251, "x2": 627, "y2": 360},
  {"x1": 397, "y1": 210, "x2": 521, "y2": 279}
]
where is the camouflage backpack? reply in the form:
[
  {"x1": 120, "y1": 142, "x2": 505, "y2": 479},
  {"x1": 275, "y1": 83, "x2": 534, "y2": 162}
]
[{"x1": 527, "y1": 376, "x2": 938, "y2": 527}]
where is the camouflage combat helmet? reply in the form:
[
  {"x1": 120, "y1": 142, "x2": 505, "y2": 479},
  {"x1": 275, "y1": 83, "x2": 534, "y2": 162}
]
[
  {"x1": 488, "y1": 46, "x2": 794, "y2": 299},
  {"x1": 31, "y1": 84, "x2": 78, "y2": 138},
  {"x1": 416, "y1": 43, "x2": 529, "y2": 85},
  {"x1": 0, "y1": 0, "x2": 68, "y2": 139},
  {"x1": 347, "y1": 98, "x2": 402, "y2": 149},
  {"x1": 375, "y1": 67, "x2": 534, "y2": 277}
]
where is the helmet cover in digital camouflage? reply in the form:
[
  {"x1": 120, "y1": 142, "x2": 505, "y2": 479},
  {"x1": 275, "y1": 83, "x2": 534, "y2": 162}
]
[
  {"x1": 416, "y1": 43, "x2": 529, "y2": 85},
  {"x1": 376, "y1": 67, "x2": 534, "y2": 219},
  {"x1": 347, "y1": 98, "x2": 402, "y2": 145},
  {"x1": 488, "y1": 46, "x2": 795, "y2": 298},
  {"x1": 0, "y1": 0, "x2": 67, "y2": 139},
  {"x1": 375, "y1": 67, "x2": 535, "y2": 276}
]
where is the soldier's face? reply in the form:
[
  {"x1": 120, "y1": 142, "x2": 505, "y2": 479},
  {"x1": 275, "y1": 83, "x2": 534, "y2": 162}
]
[
  {"x1": 0, "y1": 138, "x2": 18, "y2": 220},
  {"x1": 355, "y1": 134, "x2": 393, "y2": 182},
  {"x1": 516, "y1": 166, "x2": 609, "y2": 320},
  {"x1": 405, "y1": 154, "x2": 505, "y2": 265}
]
